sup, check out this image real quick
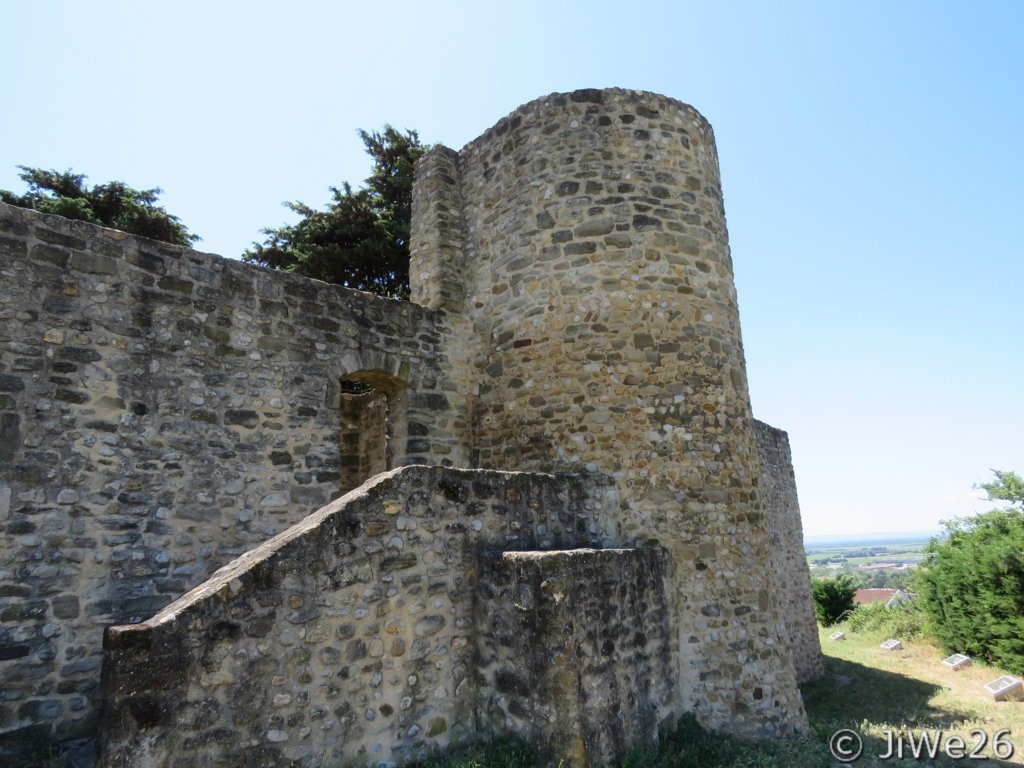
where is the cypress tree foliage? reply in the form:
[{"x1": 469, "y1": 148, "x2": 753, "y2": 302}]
[
  {"x1": 0, "y1": 166, "x2": 199, "y2": 246},
  {"x1": 811, "y1": 574, "x2": 856, "y2": 626},
  {"x1": 243, "y1": 126, "x2": 425, "y2": 299},
  {"x1": 916, "y1": 471, "x2": 1024, "y2": 674}
]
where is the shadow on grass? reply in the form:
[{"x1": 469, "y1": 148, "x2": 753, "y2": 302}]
[
  {"x1": 803, "y1": 654, "x2": 976, "y2": 728},
  {"x1": 801, "y1": 655, "x2": 1016, "y2": 766}
]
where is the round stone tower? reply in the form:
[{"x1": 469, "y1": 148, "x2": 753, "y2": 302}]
[{"x1": 410, "y1": 89, "x2": 807, "y2": 737}]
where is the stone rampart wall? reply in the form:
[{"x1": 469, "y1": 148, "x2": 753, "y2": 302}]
[
  {"x1": 410, "y1": 89, "x2": 809, "y2": 738},
  {"x1": 0, "y1": 87, "x2": 824, "y2": 763},
  {"x1": 101, "y1": 466, "x2": 620, "y2": 768},
  {"x1": 0, "y1": 202, "x2": 464, "y2": 759},
  {"x1": 754, "y1": 420, "x2": 823, "y2": 683}
]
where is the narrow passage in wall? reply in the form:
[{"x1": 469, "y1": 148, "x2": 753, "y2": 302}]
[{"x1": 337, "y1": 371, "x2": 405, "y2": 493}]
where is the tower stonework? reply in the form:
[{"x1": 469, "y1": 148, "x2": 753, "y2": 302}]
[
  {"x1": 755, "y1": 420, "x2": 824, "y2": 684},
  {"x1": 0, "y1": 89, "x2": 822, "y2": 768},
  {"x1": 413, "y1": 88, "x2": 810, "y2": 737}
]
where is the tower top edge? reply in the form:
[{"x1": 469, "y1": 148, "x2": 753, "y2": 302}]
[{"x1": 457, "y1": 88, "x2": 715, "y2": 158}]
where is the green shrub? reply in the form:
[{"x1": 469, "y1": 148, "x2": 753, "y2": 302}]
[
  {"x1": 843, "y1": 600, "x2": 925, "y2": 639},
  {"x1": 811, "y1": 574, "x2": 856, "y2": 626},
  {"x1": 844, "y1": 601, "x2": 889, "y2": 633},
  {"x1": 887, "y1": 602, "x2": 926, "y2": 640},
  {"x1": 917, "y1": 508, "x2": 1024, "y2": 674}
]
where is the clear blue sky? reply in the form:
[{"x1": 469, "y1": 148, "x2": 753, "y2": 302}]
[{"x1": 2, "y1": 1, "x2": 1020, "y2": 536}]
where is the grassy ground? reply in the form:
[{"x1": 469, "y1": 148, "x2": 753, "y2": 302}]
[
  {"x1": 803, "y1": 623, "x2": 1024, "y2": 767},
  {"x1": 420, "y1": 624, "x2": 1024, "y2": 767}
]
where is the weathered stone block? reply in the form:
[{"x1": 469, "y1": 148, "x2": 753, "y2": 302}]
[
  {"x1": 224, "y1": 410, "x2": 259, "y2": 428},
  {"x1": 51, "y1": 596, "x2": 80, "y2": 619},
  {"x1": 0, "y1": 414, "x2": 20, "y2": 461},
  {"x1": 126, "y1": 250, "x2": 166, "y2": 274},
  {"x1": 1, "y1": 600, "x2": 47, "y2": 622},
  {"x1": 69, "y1": 251, "x2": 119, "y2": 275},
  {"x1": 157, "y1": 275, "x2": 194, "y2": 294},
  {"x1": 36, "y1": 227, "x2": 86, "y2": 249},
  {"x1": 0, "y1": 234, "x2": 28, "y2": 257}
]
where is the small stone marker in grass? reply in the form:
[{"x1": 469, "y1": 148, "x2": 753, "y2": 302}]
[
  {"x1": 829, "y1": 631, "x2": 845, "y2": 641},
  {"x1": 942, "y1": 653, "x2": 971, "y2": 671},
  {"x1": 880, "y1": 639, "x2": 902, "y2": 651},
  {"x1": 984, "y1": 676, "x2": 1023, "y2": 702}
]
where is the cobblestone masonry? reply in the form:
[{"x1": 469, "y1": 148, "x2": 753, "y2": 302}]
[
  {"x1": 412, "y1": 89, "x2": 812, "y2": 737},
  {"x1": 101, "y1": 467, "x2": 621, "y2": 768},
  {"x1": 0, "y1": 203, "x2": 466, "y2": 762},
  {"x1": 0, "y1": 88, "x2": 821, "y2": 766},
  {"x1": 475, "y1": 547, "x2": 674, "y2": 764},
  {"x1": 754, "y1": 421, "x2": 824, "y2": 683}
]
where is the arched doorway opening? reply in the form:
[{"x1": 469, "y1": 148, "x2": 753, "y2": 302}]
[{"x1": 337, "y1": 370, "x2": 407, "y2": 494}]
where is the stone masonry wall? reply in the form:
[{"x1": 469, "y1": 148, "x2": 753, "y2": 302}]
[
  {"x1": 408, "y1": 146, "x2": 476, "y2": 469},
  {"x1": 101, "y1": 466, "x2": 620, "y2": 768},
  {"x1": 0, "y1": 87, "x2": 822, "y2": 763},
  {"x1": 409, "y1": 146, "x2": 466, "y2": 315},
  {"x1": 475, "y1": 548, "x2": 674, "y2": 767},
  {"x1": 754, "y1": 420, "x2": 823, "y2": 683},
  {"x1": 411, "y1": 89, "x2": 808, "y2": 738},
  {"x1": 0, "y1": 202, "x2": 466, "y2": 760}
]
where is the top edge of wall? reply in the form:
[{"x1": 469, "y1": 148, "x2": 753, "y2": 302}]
[
  {"x1": 0, "y1": 200, "x2": 418, "y2": 308},
  {"x1": 456, "y1": 88, "x2": 715, "y2": 158}
]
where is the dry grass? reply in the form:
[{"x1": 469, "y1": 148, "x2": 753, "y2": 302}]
[{"x1": 805, "y1": 624, "x2": 1024, "y2": 766}]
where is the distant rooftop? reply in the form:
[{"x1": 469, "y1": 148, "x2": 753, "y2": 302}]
[{"x1": 853, "y1": 588, "x2": 899, "y2": 605}]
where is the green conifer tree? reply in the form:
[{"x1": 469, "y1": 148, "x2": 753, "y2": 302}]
[{"x1": 0, "y1": 166, "x2": 198, "y2": 246}]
